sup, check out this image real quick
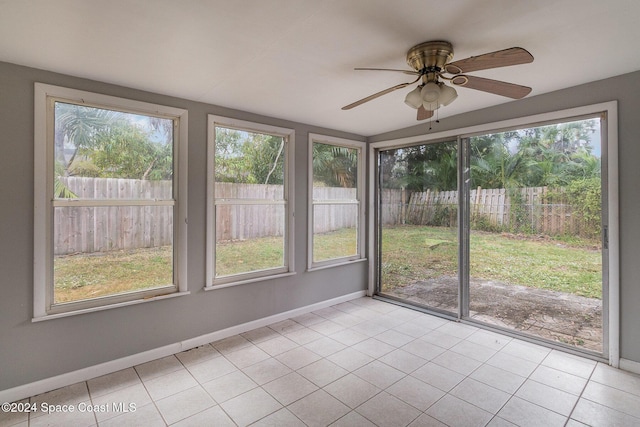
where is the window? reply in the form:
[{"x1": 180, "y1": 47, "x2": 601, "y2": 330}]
[
  {"x1": 34, "y1": 83, "x2": 188, "y2": 319},
  {"x1": 309, "y1": 134, "x2": 365, "y2": 269},
  {"x1": 206, "y1": 116, "x2": 294, "y2": 288}
]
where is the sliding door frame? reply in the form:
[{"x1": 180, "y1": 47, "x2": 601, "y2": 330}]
[{"x1": 368, "y1": 101, "x2": 619, "y2": 366}]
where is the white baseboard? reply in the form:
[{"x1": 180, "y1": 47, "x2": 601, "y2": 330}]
[
  {"x1": 0, "y1": 290, "x2": 366, "y2": 403},
  {"x1": 619, "y1": 358, "x2": 640, "y2": 375}
]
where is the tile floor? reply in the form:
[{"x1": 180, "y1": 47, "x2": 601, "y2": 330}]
[{"x1": 3, "y1": 297, "x2": 640, "y2": 427}]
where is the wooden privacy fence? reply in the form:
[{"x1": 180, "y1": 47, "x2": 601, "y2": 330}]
[
  {"x1": 56, "y1": 177, "x2": 173, "y2": 255},
  {"x1": 381, "y1": 186, "x2": 597, "y2": 237},
  {"x1": 55, "y1": 178, "x2": 359, "y2": 255}
]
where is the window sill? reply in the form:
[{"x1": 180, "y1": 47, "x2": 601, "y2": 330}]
[
  {"x1": 32, "y1": 291, "x2": 191, "y2": 322},
  {"x1": 205, "y1": 272, "x2": 297, "y2": 291},
  {"x1": 307, "y1": 257, "x2": 367, "y2": 273}
]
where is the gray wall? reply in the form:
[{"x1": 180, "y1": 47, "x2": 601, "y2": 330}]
[
  {"x1": 0, "y1": 61, "x2": 367, "y2": 391},
  {"x1": 370, "y1": 70, "x2": 640, "y2": 364}
]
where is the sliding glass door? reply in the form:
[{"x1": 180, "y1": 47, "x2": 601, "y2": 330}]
[
  {"x1": 375, "y1": 114, "x2": 608, "y2": 356},
  {"x1": 378, "y1": 140, "x2": 459, "y2": 316}
]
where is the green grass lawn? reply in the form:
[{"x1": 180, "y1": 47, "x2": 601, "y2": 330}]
[
  {"x1": 54, "y1": 225, "x2": 602, "y2": 303},
  {"x1": 380, "y1": 226, "x2": 602, "y2": 299}
]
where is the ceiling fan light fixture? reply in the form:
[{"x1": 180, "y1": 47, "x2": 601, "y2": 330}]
[
  {"x1": 439, "y1": 83, "x2": 458, "y2": 106},
  {"x1": 420, "y1": 82, "x2": 441, "y2": 103},
  {"x1": 404, "y1": 85, "x2": 423, "y2": 109}
]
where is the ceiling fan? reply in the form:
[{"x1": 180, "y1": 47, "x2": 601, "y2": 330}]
[{"x1": 342, "y1": 41, "x2": 534, "y2": 121}]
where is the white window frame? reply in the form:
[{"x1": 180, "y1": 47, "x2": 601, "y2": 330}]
[
  {"x1": 33, "y1": 83, "x2": 189, "y2": 320},
  {"x1": 308, "y1": 134, "x2": 366, "y2": 270},
  {"x1": 206, "y1": 115, "x2": 295, "y2": 289}
]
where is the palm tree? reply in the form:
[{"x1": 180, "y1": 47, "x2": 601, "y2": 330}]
[{"x1": 312, "y1": 143, "x2": 358, "y2": 188}]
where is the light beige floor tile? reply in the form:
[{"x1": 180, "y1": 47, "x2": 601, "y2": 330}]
[
  {"x1": 426, "y1": 394, "x2": 492, "y2": 427},
  {"x1": 241, "y1": 326, "x2": 280, "y2": 344},
  {"x1": 436, "y1": 322, "x2": 478, "y2": 339},
  {"x1": 374, "y1": 329, "x2": 415, "y2": 348},
  {"x1": 431, "y1": 350, "x2": 482, "y2": 376},
  {"x1": 29, "y1": 399, "x2": 96, "y2": 427},
  {"x1": 290, "y1": 312, "x2": 325, "y2": 327},
  {"x1": 541, "y1": 350, "x2": 596, "y2": 379},
  {"x1": 0, "y1": 401, "x2": 29, "y2": 427},
  {"x1": 154, "y1": 385, "x2": 215, "y2": 425},
  {"x1": 571, "y1": 397, "x2": 640, "y2": 427},
  {"x1": 450, "y1": 377, "x2": 511, "y2": 414},
  {"x1": 87, "y1": 367, "x2": 140, "y2": 398},
  {"x1": 134, "y1": 355, "x2": 183, "y2": 381},
  {"x1": 515, "y1": 379, "x2": 578, "y2": 416},
  {"x1": 30, "y1": 382, "x2": 90, "y2": 419},
  {"x1": 582, "y1": 381, "x2": 640, "y2": 418},
  {"x1": 393, "y1": 320, "x2": 432, "y2": 338},
  {"x1": 275, "y1": 346, "x2": 322, "y2": 370},
  {"x1": 331, "y1": 313, "x2": 365, "y2": 328},
  {"x1": 224, "y1": 344, "x2": 271, "y2": 369},
  {"x1": 591, "y1": 362, "x2": 640, "y2": 397},
  {"x1": 212, "y1": 334, "x2": 252, "y2": 355},
  {"x1": 271, "y1": 319, "x2": 306, "y2": 334},
  {"x1": 466, "y1": 329, "x2": 512, "y2": 351},
  {"x1": 408, "y1": 413, "x2": 448, "y2": 427},
  {"x1": 251, "y1": 408, "x2": 306, "y2": 426},
  {"x1": 411, "y1": 362, "x2": 465, "y2": 392},
  {"x1": 486, "y1": 351, "x2": 538, "y2": 377},
  {"x1": 304, "y1": 336, "x2": 347, "y2": 357},
  {"x1": 256, "y1": 335, "x2": 299, "y2": 357},
  {"x1": 469, "y1": 364, "x2": 526, "y2": 394},
  {"x1": 353, "y1": 360, "x2": 405, "y2": 389},
  {"x1": 220, "y1": 388, "x2": 282, "y2": 427},
  {"x1": 350, "y1": 320, "x2": 391, "y2": 338},
  {"x1": 288, "y1": 389, "x2": 350, "y2": 427},
  {"x1": 185, "y1": 354, "x2": 236, "y2": 384},
  {"x1": 500, "y1": 339, "x2": 550, "y2": 364},
  {"x1": 498, "y1": 396, "x2": 567, "y2": 427},
  {"x1": 529, "y1": 364, "x2": 587, "y2": 395},
  {"x1": 449, "y1": 340, "x2": 497, "y2": 362},
  {"x1": 324, "y1": 373, "x2": 381, "y2": 409},
  {"x1": 313, "y1": 306, "x2": 342, "y2": 319},
  {"x1": 379, "y1": 348, "x2": 428, "y2": 374},
  {"x1": 327, "y1": 347, "x2": 373, "y2": 371},
  {"x1": 420, "y1": 330, "x2": 463, "y2": 349},
  {"x1": 171, "y1": 405, "x2": 235, "y2": 427},
  {"x1": 309, "y1": 320, "x2": 346, "y2": 336},
  {"x1": 284, "y1": 327, "x2": 323, "y2": 345},
  {"x1": 400, "y1": 338, "x2": 446, "y2": 361},
  {"x1": 262, "y1": 372, "x2": 317, "y2": 405},
  {"x1": 329, "y1": 328, "x2": 368, "y2": 346},
  {"x1": 351, "y1": 337, "x2": 396, "y2": 358},
  {"x1": 175, "y1": 344, "x2": 220, "y2": 367},
  {"x1": 356, "y1": 391, "x2": 421, "y2": 427},
  {"x1": 94, "y1": 402, "x2": 164, "y2": 427},
  {"x1": 485, "y1": 417, "x2": 518, "y2": 427},
  {"x1": 330, "y1": 410, "x2": 377, "y2": 426},
  {"x1": 142, "y1": 368, "x2": 198, "y2": 401},
  {"x1": 242, "y1": 358, "x2": 292, "y2": 385},
  {"x1": 91, "y1": 382, "x2": 151, "y2": 423},
  {"x1": 297, "y1": 359, "x2": 348, "y2": 387},
  {"x1": 201, "y1": 370, "x2": 257, "y2": 403},
  {"x1": 386, "y1": 375, "x2": 445, "y2": 411}
]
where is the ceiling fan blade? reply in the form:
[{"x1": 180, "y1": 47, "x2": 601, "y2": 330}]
[
  {"x1": 417, "y1": 106, "x2": 434, "y2": 121},
  {"x1": 452, "y1": 75, "x2": 532, "y2": 99},
  {"x1": 342, "y1": 76, "x2": 421, "y2": 110},
  {"x1": 354, "y1": 67, "x2": 419, "y2": 75},
  {"x1": 445, "y1": 47, "x2": 533, "y2": 74}
]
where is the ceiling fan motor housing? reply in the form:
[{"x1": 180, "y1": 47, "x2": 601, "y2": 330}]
[{"x1": 406, "y1": 41, "x2": 454, "y2": 74}]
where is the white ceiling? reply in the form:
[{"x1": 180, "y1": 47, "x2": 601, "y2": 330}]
[{"x1": 1, "y1": 0, "x2": 639, "y2": 136}]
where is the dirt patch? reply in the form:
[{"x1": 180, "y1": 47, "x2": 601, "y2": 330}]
[{"x1": 388, "y1": 276, "x2": 602, "y2": 352}]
